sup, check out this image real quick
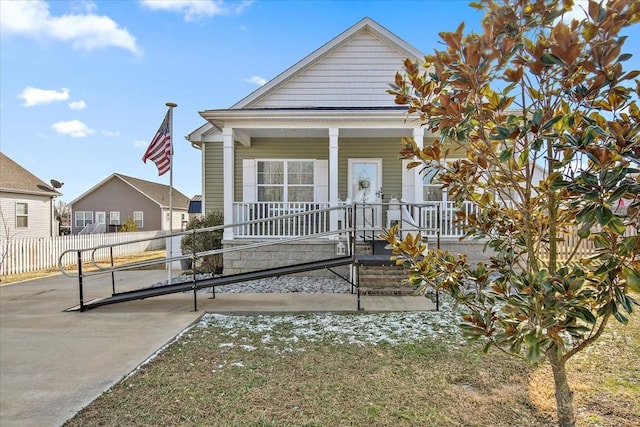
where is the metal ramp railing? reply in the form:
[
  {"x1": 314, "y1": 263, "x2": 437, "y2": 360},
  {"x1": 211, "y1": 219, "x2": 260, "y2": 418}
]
[{"x1": 59, "y1": 203, "x2": 444, "y2": 313}]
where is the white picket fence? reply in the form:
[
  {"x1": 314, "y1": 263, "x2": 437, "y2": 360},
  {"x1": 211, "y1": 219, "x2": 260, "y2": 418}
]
[{"x1": 0, "y1": 231, "x2": 165, "y2": 276}]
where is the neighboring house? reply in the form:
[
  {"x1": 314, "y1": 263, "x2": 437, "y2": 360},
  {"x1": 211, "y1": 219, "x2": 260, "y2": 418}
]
[
  {"x1": 188, "y1": 195, "x2": 203, "y2": 218},
  {"x1": 0, "y1": 152, "x2": 61, "y2": 239},
  {"x1": 185, "y1": 18, "x2": 541, "y2": 271},
  {"x1": 69, "y1": 173, "x2": 189, "y2": 234}
]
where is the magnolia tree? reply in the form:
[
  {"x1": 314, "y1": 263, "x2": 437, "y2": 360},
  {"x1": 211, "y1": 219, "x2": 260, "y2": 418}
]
[{"x1": 385, "y1": 1, "x2": 639, "y2": 425}]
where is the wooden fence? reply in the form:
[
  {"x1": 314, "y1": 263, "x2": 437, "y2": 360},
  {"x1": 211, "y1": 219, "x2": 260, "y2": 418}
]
[{"x1": 0, "y1": 231, "x2": 165, "y2": 276}]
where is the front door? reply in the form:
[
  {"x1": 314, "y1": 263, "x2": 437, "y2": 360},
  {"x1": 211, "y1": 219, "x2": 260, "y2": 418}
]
[
  {"x1": 96, "y1": 211, "x2": 106, "y2": 231},
  {"x1": 348, "y1": 158, "x2": 382, "y2": 230}
]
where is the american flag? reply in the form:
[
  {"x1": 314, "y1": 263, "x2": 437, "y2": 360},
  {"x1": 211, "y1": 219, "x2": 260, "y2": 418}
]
[{"x1": 142, "y1": 110, "x2": 172, "y2": 176}]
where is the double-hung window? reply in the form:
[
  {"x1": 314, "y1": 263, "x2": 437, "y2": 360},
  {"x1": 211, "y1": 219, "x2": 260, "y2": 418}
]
[
  {"x1": 133, "y1": 211, "x2": 144, "y2": 228},
  {"x1": 257, "y1": 160, "x2": 314, "y2": 202},
  {"x1": 109, "y1": 211, "x2": 120, "y2": 225},
  {"x1": 75, "y1": 211, "x2": 93, "y2": 227},
  {"x1": 16, "y1": 202, "x2": 28, "y2": 228}
]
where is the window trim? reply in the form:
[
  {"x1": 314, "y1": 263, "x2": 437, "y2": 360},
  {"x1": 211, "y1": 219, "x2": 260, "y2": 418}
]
[
  {"x1": 133, "y1": 211, "x2": 144, "y2": 228},
  {"x1": 109, "y1": 211, "x2": 120, "y2": 225},
  {"x1": 16, "y1": 202, "x2": 28, "y2": 228},
  {"x1": 74, "y1": 211, "x2": 93, "y2": 227},
  {"x1": 256, "y1": 159, "x2": 315, "y2": 203}
]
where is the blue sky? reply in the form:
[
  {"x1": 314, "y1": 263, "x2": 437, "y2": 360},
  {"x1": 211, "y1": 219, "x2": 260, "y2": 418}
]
[{"x1": 1, "y1": 0, "x2": 638, "y2": 204}]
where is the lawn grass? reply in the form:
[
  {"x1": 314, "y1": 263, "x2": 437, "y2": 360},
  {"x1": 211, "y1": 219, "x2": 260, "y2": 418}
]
[{"x1": 63, "y1": 299, "x2": 639, "y2": 426}]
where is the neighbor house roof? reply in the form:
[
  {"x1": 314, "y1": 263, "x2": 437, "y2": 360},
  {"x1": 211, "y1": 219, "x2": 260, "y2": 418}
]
[
  {"x1": 0, "y1": 152, "x2": 60, "y2": 197},
  {"x1": 188, "y1": 195, "x2": 202, "y2": 214},
  {"x1": 69, "y1": 173, "x2": 190, "y2": 209}
]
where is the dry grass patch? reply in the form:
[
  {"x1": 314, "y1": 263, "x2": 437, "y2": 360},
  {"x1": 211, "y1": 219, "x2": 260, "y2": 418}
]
[
  {"x1": 529, "y1": 305, "x2": 640, "y2": 426},
  {"x1": 63, "y1": 298, "x2": 639, "y2": 427},
  {"x1": 1, "y1": 250, "x2": 166, "y2": 285}
]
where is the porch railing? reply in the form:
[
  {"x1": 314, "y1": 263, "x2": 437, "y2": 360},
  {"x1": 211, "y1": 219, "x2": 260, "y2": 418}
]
[
  {"x1": 233, "y1": 202, "x2": 332, "y2": 238},
  {"x1": 231, "y1": 201, "x2": 477, "y2": 239}
]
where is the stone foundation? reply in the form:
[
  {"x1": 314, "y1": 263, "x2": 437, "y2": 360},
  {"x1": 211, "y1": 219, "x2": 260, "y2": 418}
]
[
  {"x1": 222, "y1": 239, "x2": 350, "y2": 278},
  {"x1": 221, "y1": 238, "x2": 493, "y2": 282}
]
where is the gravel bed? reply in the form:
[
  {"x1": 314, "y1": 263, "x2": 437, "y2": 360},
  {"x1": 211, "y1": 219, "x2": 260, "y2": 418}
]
[{"x1": 156, "y1": 273, "x2": 352, "y2": 294}]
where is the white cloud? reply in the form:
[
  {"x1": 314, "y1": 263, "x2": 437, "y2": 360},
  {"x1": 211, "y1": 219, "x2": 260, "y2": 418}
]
[
  {"x1": 245, "y1": 75, "x2": 267, "y2": 86},
  {"x1": 133, "y1": 139, "x2": 148, "y2": 148},
  {"x1": 102, "y1": 130, "x2": 120, "y2": 137},
  {"x1": 18, "y1": 87, "x2": 70, "y2": 107},
  {"x1": 140, "y1": 0, "x2": 253, "y2": 21},
  {"x1": 0, "y1": 0, "x2": 140, "y2": 54},
  {"x1": 68, "y1": 100, "x2": 87, "y2": 110},
  {"x1": 52, "y1": 120, "x2": 95, "y2": 137}
]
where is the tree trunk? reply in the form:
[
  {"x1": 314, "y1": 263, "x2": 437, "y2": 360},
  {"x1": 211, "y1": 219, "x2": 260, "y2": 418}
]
[{"x1": 549, "y1": 352, "x2": 576, "y2": 427}]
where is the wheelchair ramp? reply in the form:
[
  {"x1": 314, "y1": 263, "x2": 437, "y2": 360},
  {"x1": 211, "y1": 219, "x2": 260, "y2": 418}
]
[{"x1": 69, "y1": 256, "x2": 353, "y2": 312}]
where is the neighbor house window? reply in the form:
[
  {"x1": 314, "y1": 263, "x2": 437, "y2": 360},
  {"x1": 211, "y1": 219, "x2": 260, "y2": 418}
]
[
  {"x1": 109, "y1": 211, "x2": 120, "y2": 225},
  {"x1": 16, "y1": 202, "x2": 28, "y2": 228},
  {"x1": 133, "y1": 211, "x2": 143, "y2": 228},
  {"x1": 75, "y1": 211, "x2": 93, "y2": 227},
  {"x1": 422, "y1": 161, "x2": 449, "y2": 202},
  {"x1": 257, "y1": 160, "x2": 314, "y2": 202}
]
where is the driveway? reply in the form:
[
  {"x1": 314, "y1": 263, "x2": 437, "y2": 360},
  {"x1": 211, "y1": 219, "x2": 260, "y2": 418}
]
[{"x1": 1, "y1": 270, "x2": 433, "y2": 426}]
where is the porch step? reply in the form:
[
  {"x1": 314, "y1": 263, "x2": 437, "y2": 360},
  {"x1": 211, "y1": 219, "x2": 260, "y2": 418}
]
[{"x1": 356, "y1": 256, "x2": 416, "y2": 296}]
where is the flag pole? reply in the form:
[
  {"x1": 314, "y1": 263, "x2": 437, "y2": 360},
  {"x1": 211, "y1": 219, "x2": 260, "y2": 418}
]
[{"x1": 166, "y1": 102, "x2": 177, "y2": 284}]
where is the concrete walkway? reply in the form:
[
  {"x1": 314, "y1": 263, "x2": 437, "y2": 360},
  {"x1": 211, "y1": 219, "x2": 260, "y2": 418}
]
[{"x1": 0, "y1": 270, "x2": 434, "y2": 427}]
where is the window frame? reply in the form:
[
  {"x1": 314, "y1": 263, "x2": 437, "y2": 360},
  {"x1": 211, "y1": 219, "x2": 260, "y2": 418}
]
[
  {"x1": 16, "y1": 202, "x2": 28, "y2": 228},
  {"x1": 74, "y1": 211, "x2": 93, "y2": 227},
  {"x1": 256, "y1": 159, "x2": 315, "y2": 203},
  {"x1": 109, "y1": 211, "x2": 120, "y2": 226},
  {"x1": 133, "y1": 211, "x2": 144, "y2": 228}
]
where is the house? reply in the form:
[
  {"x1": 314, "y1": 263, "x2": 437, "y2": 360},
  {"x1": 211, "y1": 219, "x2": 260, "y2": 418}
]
[
  {"x1": 0, "y1": 153, "x2": 61, "y2": 239},
  {"x1": 69, "y1": 173, "x2": 190, "y2": 234},
  {"x1": 185, "y1": 18, "x2": 495, "y2": 273},
  {"x1": 188, "y1": 195, "x2": 203, "y2": 218}
]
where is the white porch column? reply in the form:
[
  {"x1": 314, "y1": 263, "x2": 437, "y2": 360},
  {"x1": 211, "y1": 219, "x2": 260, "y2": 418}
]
[
  {"x1": 329, "y1": 127, "x2": 339, "y2": 231},
  {"x1": 223, "y1": 127, "x2": 235, "y2": 240},
  {"x1": 413, "y1": 127, "x2": 425, "y2": 204}
]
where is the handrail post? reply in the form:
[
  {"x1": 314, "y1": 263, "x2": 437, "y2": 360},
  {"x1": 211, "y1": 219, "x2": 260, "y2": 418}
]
[
  {"x1": 77, "y1": 250, "x2": 84, "y2": 312},
  {"x1": 110, "y1": 246, "x2": 115, "y2": 294}
]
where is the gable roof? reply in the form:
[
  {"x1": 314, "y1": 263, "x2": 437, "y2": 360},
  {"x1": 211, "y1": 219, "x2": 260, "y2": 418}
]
[
  {"x1": 0, "y1": 152, "x2": 60, "y2": 198},
  {"x1": 69, "y1": 173, "x2": 190, "y2": 209},
  {"x1": 230, "y1": 17, "x2": 423, "y2": 110}
]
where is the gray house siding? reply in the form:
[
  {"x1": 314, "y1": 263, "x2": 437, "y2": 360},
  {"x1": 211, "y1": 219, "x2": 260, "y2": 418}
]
[{"x1": 71, "y1": 178, "x2": 161, "y2": 234}]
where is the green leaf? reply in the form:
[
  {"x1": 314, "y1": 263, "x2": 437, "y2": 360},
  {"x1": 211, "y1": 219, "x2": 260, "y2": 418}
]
[
  {"x1": 608, "y1": 216, "x2": 626, "y2": 235},
  {"x1": 499, "y1": 147, "x2": 513, "y2": 163},
  {"x1": 608, "y1": 185, "x2": 630, "y2": 204},
  {"x1": 532, "y1": 110, "x2": 543, "y2": 126},
  {"x1": 623, "y1": 266, "x2": 640, "y2": 293},
  {"x1": 540, "y1": 53, "x2": 565, "y2": 66},
  {"x1": 578, "y1": 220, "x2": 594, "y2": 239},
  {"x1": 540, "y1": 115, "x2": 564, "y2": 131},
  {"x1": 527, "y1": 343, "x2": 540, "y2": 361},
  {"x1": 595, "y1": 206, "x2": 613, "y2": 226}
]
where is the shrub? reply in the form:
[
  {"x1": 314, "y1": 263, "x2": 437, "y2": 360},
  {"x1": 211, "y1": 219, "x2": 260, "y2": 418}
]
[
  {"x1": 119, "y1": 217, "x2": 138, "y2": 232},
  {"x1": 180, "y1": 210, "x2": 224, "y2": 274}
]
